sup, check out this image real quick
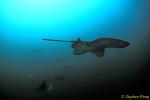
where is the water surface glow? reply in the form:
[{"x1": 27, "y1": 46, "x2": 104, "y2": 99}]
[{"x1": 1, "y1": 0, "x2": 127, "y2": 34}]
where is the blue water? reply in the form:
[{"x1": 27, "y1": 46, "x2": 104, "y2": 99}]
[{"x1": 0, "y1": 0, "x2": 149, "y2": 99}]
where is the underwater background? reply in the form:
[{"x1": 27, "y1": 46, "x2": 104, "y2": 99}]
[{"x1": 0, "y1": 0, "x2": 150, "y2": 99}]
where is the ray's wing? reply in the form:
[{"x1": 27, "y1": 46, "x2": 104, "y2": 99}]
[
  {"x1": 91, "y1": 48, "x2": 105, "y2": 57},
  {"x1": 46, "y1": 82, "x2": 54, "y2": 92},
  {"x1": 36, "y1": 80, "x2": 47, "y2": 91}
]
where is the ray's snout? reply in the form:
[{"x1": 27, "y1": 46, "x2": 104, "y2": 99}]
[
  {"x1": 110, "y1": 39, "x2": 130, "y2": 48},
  {"x1": 119, "y1": 41, "x2": 129, "y2": 48}
]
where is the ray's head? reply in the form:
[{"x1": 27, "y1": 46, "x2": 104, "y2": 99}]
[{"x1": 119, "y1": 41, "x2": 130, "y2": 48}]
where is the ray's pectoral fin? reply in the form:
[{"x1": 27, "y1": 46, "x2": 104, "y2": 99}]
[
  {"x1": 91, "y1": 48, "x2": 105, "y2": 57},
  {"x1": 37, "y1": 80, "x2": 47, "y2": 91}
]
